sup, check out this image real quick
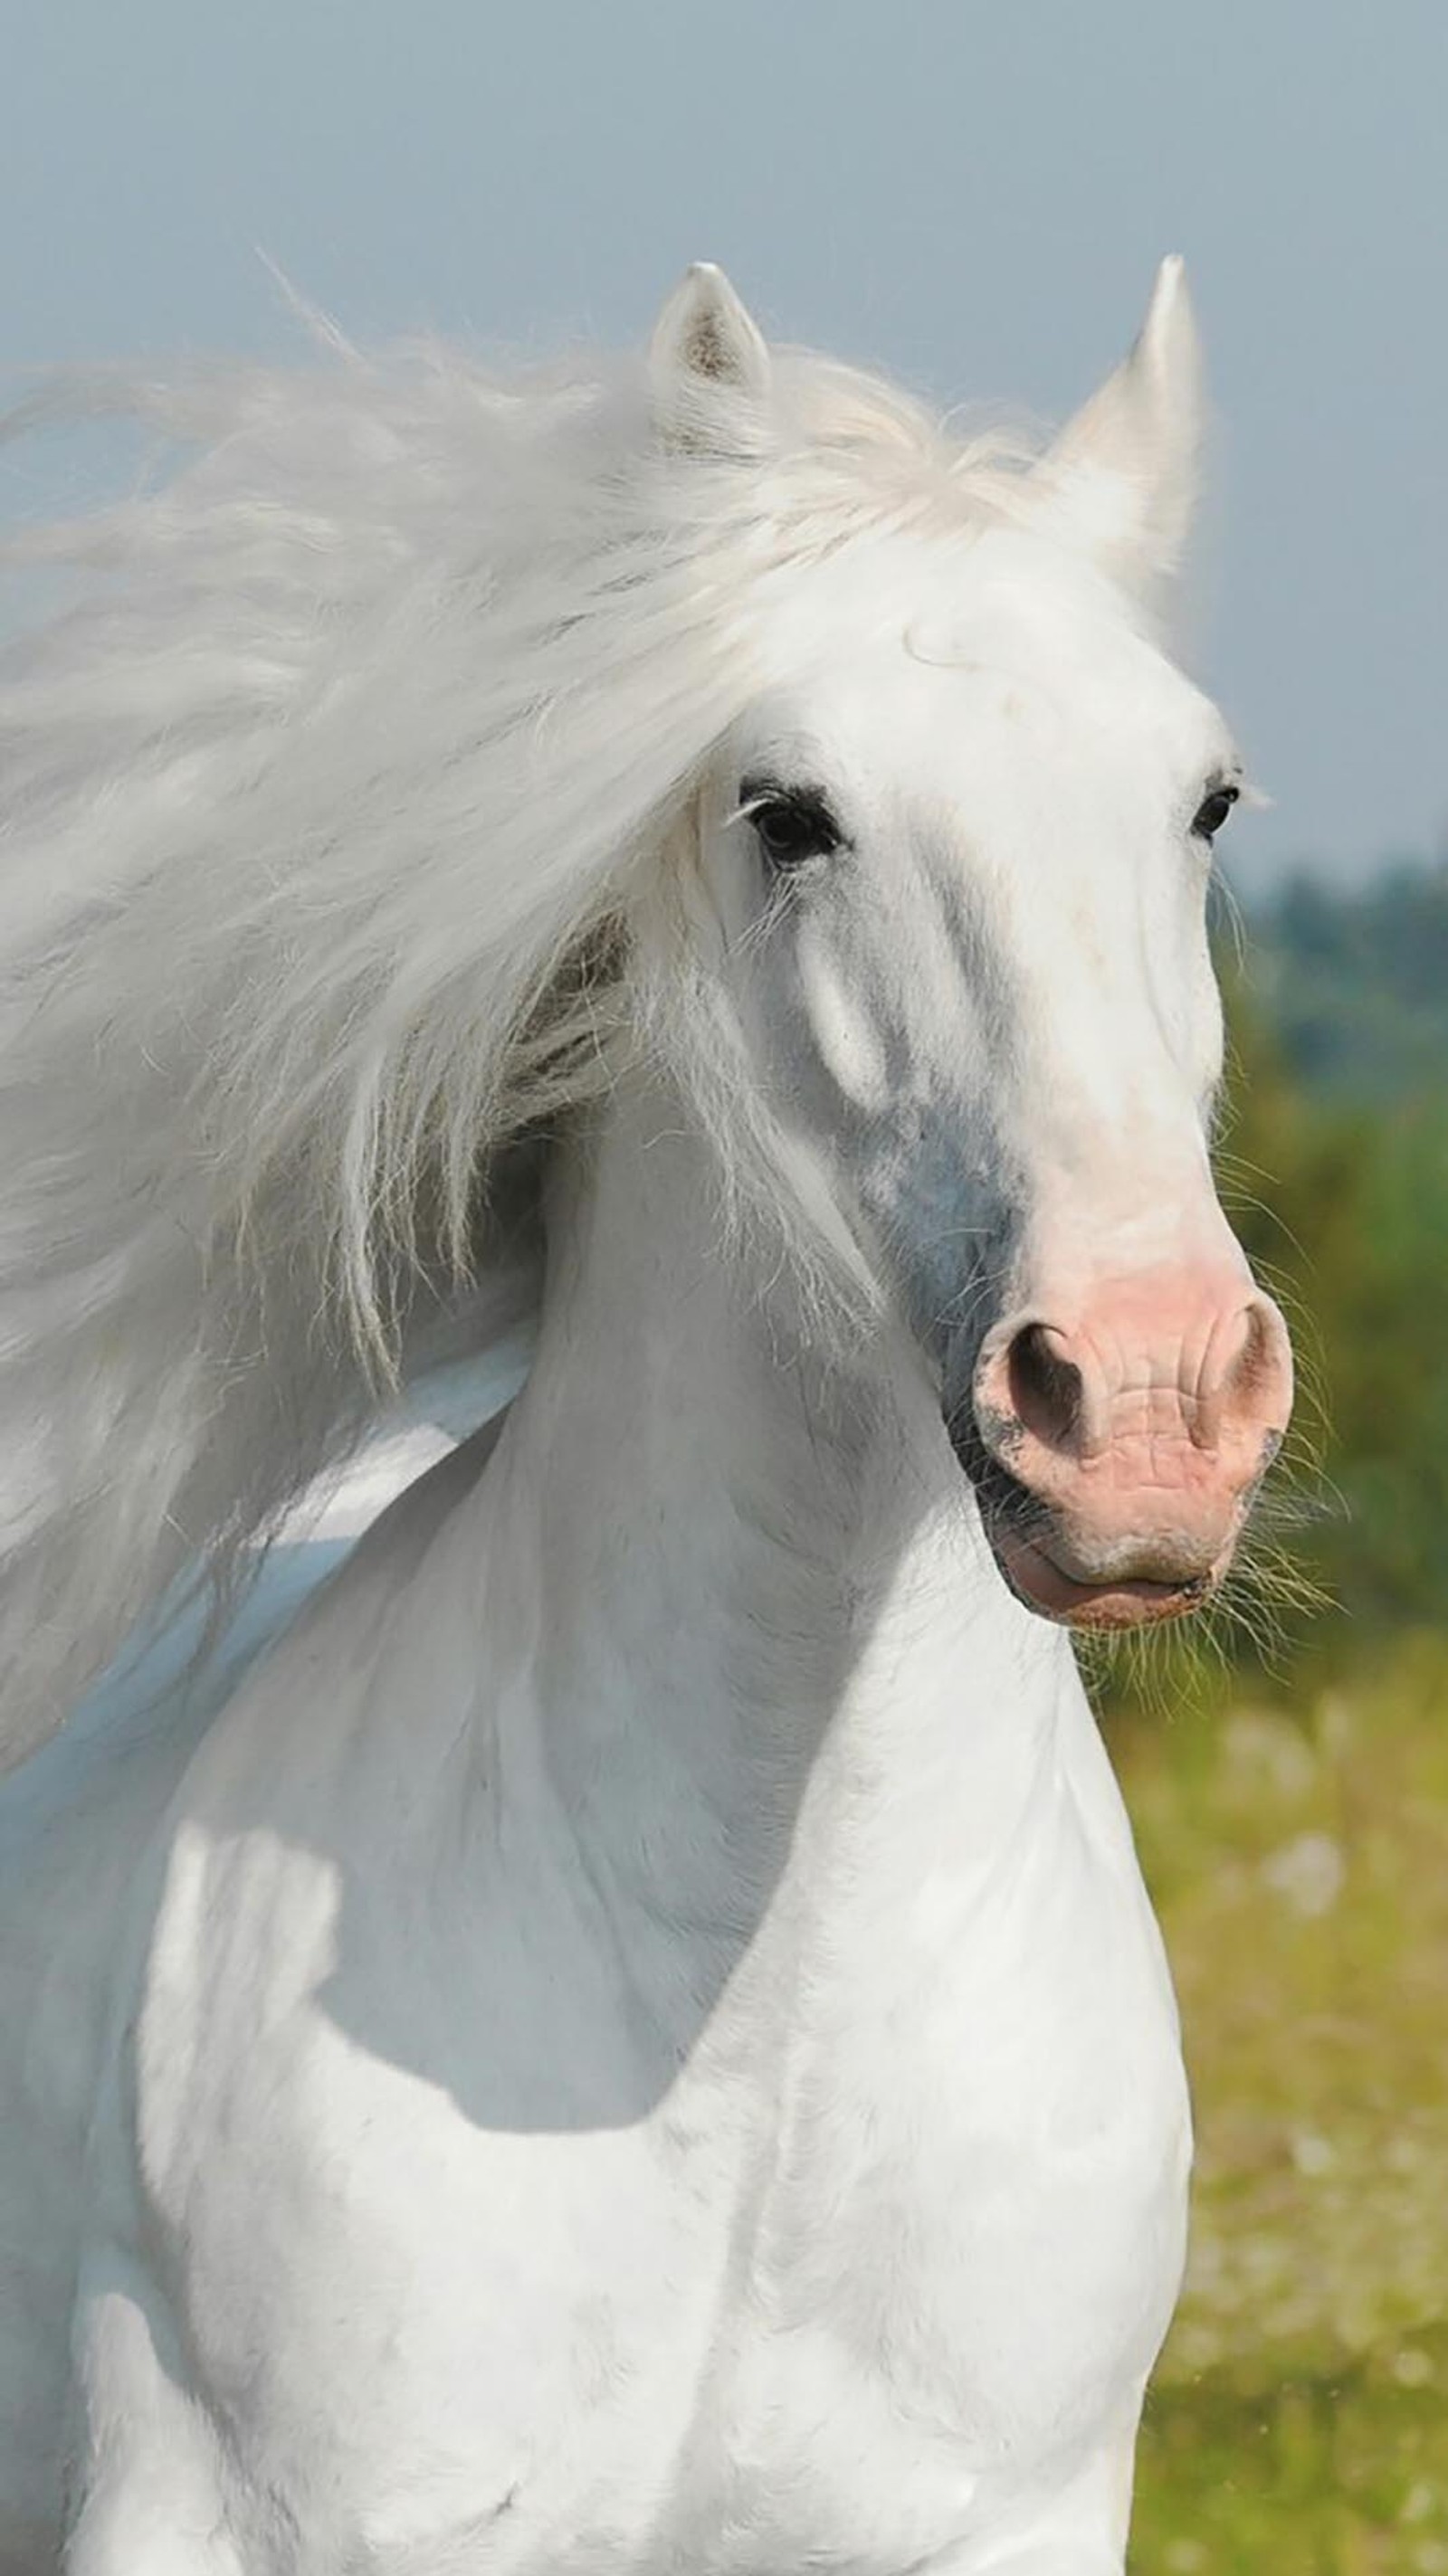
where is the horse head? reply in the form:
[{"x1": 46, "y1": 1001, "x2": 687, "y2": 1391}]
[{"x1": 662, "y1": 261, "x2": 1292, "y2": 1630}]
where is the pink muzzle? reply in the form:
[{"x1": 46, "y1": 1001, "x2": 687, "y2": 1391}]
[{"x1": 971, "y1": 1264, "x2": 1293, "y2": 1628}]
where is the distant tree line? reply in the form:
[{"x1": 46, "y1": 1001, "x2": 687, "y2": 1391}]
[
  {"x1": 1211, "y1": 862, "x2": 1448, "y2": 1666},
  {"x1": 1239, "y1": 859, "x2": 1448, "y2": 1098}
]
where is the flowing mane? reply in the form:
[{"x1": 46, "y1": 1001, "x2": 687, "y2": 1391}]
[{"x1": 0, "y1": 325, "x2": 1033, "y2": 1763}]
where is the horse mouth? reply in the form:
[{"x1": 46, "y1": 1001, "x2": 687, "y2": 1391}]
[
  {"x1": 950, "y1": 1430, "x2": 1227, "y2": 1631},
  {"x1": 986, "y1": 1530, "x2": 1220, "y2": 1630}
]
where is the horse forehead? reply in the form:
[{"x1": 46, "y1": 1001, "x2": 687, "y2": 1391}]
[
  {"x1": 769, "y1": 638, "x2": 1189, "y2": 814},
  {"x1": 766, "y1": 566, "x2": 1195, "y2": 796}
]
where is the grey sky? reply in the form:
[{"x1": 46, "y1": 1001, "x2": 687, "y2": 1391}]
[{"x1": 4, "y1": 0, "x2": 1443, "y2": 887}]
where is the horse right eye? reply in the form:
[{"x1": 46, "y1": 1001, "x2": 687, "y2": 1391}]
[{"x1": 743, "y1": 783, "x2": 843, "y2": 871}]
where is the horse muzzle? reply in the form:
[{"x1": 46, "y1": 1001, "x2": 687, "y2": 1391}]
[{"x1": 955, "y1": 1259, "x2": 1294, "y2": 1630}]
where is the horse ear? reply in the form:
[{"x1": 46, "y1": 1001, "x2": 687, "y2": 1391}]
[
  {"x1": 649, "y1": 263, "x2": 772, "y2": 452},
  {"x1": 1037, "y1": 256, "x2": 1205, "y2": 604}
]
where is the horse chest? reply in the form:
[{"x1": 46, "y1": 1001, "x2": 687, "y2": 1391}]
[
  {"x1": 110, "y1": 1710, "x2": 1189, "y2": 2576},
  {"x1": 694, "y1": 1820, "x2": 1190, "y2": 2519}
]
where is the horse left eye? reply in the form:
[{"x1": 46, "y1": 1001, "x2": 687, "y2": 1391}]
[{"x1": 1192, "y1": 784, "x2": 1239, "y2": 843}]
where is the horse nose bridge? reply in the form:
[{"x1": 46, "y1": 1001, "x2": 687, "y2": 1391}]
[{"x1": 1014, "y1": 936, "x2": 1198, "y2": 1126}]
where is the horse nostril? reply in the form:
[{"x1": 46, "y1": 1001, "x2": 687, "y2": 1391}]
[
  {"x1": 1196, "y1": 1293, "x2": 1293, "y2": 1453},
  {"x1": 1005, "y1": 1322, "x2": 1083, "y2": 1456},
  {"x1": 1229, "y1": 1300, "x2": 1274, "y2": 1404}
]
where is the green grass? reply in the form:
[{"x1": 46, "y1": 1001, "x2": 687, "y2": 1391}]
[{"x1": 1103, "y1": 1635, "x2": 1448, "y2": 2573}]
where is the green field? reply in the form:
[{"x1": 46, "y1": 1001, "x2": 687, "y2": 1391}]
[{"x1": 1105, "y1": 1637, "x2": 1448, "y2": 2571}]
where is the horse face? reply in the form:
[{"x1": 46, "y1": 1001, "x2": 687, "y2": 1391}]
[{"x1": 673, "y1": 265, "x2": 1292, "y2": 1632}]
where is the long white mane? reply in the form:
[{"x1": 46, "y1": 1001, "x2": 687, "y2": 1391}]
[{"x1": 0, "y1": 319, "x2": 1031, "y2": 1765}]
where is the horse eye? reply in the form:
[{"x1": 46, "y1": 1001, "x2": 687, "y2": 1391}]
[
  {"x1": 1191, "y1": 784, "x2": 1239, "y2": 843},
  {"x1": 743, "y1": 783, "x2": 843, "y2": 871}
]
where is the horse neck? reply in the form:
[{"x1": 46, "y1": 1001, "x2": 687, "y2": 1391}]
[{"x1": 485, "y1": 1065, "x2": 1075, "y2": 1951}]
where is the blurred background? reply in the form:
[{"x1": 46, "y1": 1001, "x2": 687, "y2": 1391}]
[{"x1": 5, "y1": 5, "x2": 1445, "y2": 2566}]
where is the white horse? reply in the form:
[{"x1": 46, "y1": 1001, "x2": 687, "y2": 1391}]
[{"x1": 0, "y1": 260, "x2": 1292, "y2": 2573}]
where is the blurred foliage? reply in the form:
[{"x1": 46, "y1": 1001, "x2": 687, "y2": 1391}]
[
  {"x1": 1217, "y1": 883, "x2": 1448, "y2": 1655},
  {"x1": 1248, "y1": 864, "x2": 1448, "y2": 1102},
  {"x1": 1102, "y1": 872, "x2": 1448, "y2": 2568}
]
